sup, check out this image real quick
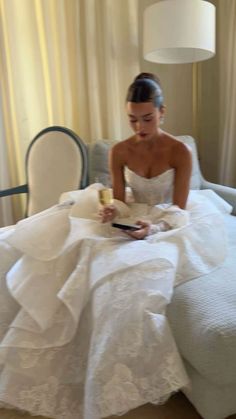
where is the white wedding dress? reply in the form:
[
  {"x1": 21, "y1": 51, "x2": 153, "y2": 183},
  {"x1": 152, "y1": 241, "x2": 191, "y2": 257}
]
[{"x1": 0, "y1": 169, "x2": 232, "y2": 419}]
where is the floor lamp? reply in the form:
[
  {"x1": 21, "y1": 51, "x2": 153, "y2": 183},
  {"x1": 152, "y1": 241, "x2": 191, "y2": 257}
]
[{"x1": 143, "y1": 0, "x2": 216, "y2": 139}]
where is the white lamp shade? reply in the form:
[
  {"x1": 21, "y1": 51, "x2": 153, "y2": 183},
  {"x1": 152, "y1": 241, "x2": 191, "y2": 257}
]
[{"x1": 143, "y1": 0, "x2": 216, "y2": 64}]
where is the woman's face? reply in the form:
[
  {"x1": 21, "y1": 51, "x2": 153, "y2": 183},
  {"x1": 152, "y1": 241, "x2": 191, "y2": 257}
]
[{"x1": 126, "y1": 101, "x2": 164, "y2": 141}]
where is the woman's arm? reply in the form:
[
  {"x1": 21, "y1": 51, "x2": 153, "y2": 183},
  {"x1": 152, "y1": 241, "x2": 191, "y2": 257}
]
[
  {"x1": 99, "y1": 143, "x2": 126, "y2": 223},
  {"x1": 171, "y1": 141, "x2": 192, "y2": 209},
  {"x1": 109, "y1": 143, "x2": 126, "y2": 202}
]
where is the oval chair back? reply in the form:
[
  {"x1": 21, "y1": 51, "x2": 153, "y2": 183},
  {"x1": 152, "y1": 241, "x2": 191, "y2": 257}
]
[{"x1": 25, "y1": 126, "x2": 88, "y2": 216}]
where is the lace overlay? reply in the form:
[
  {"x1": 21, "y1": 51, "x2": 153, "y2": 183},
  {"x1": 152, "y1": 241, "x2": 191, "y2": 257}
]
[
  {"x1": 0, "y1": 179, "x2": 232, "y2": 418},
  {"x1": 125, "y1": 167, "x2": 174, "y2": 205}
]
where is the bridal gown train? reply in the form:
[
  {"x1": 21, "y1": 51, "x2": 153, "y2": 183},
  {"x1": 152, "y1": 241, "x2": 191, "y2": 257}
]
[{"x1": 0, "y1": 169, "x2": 232, "y2": 419}]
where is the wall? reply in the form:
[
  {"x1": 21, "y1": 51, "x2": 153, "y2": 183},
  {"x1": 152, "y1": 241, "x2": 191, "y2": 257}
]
[
  {"x1": 197, "y1": 0, "x2": 219, "y2": 182},
  {"x1": 138, "y1": 0, "x2": 194, "y2": 137},
  {"x1": 138, "y1": 0, "x2": 219, "y2": 183}
]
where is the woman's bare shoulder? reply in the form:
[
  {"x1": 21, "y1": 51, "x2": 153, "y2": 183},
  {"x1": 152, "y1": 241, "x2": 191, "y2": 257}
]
[
  {"x1": 163, "y1": 132, "x2": 191, "y2": 154},
  {"x1": 169, "y1": 138, "x2": 192, "y2": 169},
  {"x1": 110, "y1": 136, "x2": 135, "y2": 156},
  {"x1": 160, "y1": 132, "x2": 192, "y2": 167}
]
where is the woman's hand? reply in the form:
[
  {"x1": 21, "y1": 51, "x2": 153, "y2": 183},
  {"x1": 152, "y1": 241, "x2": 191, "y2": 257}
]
[
  {"x1": 99, "y1": 205, "x2": 117, "y2": 223},
  {"x1": 125, "y1": 220, "x2": 151, "y2": 240}
]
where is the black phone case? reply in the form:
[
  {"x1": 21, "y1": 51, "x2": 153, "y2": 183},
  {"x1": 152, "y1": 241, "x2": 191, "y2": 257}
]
[{"x1": 111, "y1": 222, "x2": 141, "y2": 231}]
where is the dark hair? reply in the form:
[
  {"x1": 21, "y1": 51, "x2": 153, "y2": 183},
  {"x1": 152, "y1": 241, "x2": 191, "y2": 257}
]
[{"x1": 126, "y1": 72, "x2": 164, "y2": 109}]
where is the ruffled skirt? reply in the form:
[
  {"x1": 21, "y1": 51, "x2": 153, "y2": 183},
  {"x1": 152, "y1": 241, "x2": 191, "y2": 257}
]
[{"x1": 0, "y1": 188, "x2": 231, "y2": 418}]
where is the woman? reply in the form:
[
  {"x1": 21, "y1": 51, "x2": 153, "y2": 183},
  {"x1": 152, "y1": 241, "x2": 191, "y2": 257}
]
[
  {"x1": 0, "y1": 74, "x2": 231, "y2": 419},
  {"x1": 101, "y1": 73, "x2": 192, "y2": 239}
]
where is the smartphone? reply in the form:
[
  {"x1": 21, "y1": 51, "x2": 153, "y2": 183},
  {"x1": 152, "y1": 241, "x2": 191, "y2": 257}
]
[{"x1": 112, "y1": 222, "x2": 141, "y2": 231}]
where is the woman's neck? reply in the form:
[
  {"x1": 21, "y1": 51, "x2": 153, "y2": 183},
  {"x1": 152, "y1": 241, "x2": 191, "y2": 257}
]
[{"x1": 134, "y1": 129, "x2": 164, "y2": 146}]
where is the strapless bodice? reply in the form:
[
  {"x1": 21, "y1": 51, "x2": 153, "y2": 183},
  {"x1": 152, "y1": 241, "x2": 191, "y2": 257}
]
[{"x1": 125, "y1": 167, "x2": 175, "y2": 205}]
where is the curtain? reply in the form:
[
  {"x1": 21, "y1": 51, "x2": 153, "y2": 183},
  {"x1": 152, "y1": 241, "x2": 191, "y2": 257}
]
[
  {"x1": 218, "y1": 0, "x2": 236, "y2": 186},
  {"x1": 0, "y1": 96, "x2": 14, "y2": 227},
  {"x1": 0, "y1": 0, "x2": 140, "y2": 225}
]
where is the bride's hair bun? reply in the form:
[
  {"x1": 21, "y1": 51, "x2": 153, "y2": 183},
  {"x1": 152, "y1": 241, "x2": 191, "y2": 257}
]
[
  {"x1": 126, "y1": 72, "x2": 164, "y2": 109},
  {"x1": 134, "y1": 72, "x2": 161, "y2": 86}
]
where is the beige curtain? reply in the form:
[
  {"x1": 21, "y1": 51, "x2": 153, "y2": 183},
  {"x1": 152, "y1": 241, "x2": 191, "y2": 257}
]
[
  {"x1": 0, "y1": 0, "x2": 139, "y2": 224},
  {"x1": 219, "y1": 0, "x2": 236, "y2": 187},
  {"x1": 0, "y1": 97, "x2": 14, "y2": 227}
]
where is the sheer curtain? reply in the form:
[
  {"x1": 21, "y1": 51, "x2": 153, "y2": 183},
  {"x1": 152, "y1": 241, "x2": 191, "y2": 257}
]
[
  {"x1": 219, "y1": 0, "x2": 236, "y2": 187},
  {"x1": 0, "y1": 97, "x2": 13, "y2": 227},
  {"x1": 0, "y1": 0, "x2": 139, "y2": 225}
]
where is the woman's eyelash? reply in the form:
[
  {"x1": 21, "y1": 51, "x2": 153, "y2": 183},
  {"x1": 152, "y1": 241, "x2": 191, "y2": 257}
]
[{"x1": 129, "y1": 117, "x2": 152, "y2": 123}]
